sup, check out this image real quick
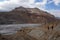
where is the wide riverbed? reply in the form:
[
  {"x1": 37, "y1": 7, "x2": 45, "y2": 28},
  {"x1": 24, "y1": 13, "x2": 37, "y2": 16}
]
[{"x1": 0, "y1": 24, "x2": 41, "y2": 35}]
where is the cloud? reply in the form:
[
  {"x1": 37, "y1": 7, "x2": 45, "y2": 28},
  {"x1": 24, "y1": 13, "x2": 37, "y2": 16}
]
[
  {"x1": 47, "y1": 0, "x2": 60, "y2": 5},
  {"x1": 53, "y1": 0, "x2": 60, "y2": 5},
  {"x1": 0, "y1": 0, "x2": 60, "y2": 17},
  {"x1": 0, "y1": 0, "x2": 60, "y2": 10},
  {"x1": 0, "y1": 0, "x2": 47, "y2": 11},
  {"x1": 0, "y1": 0, "x2": 20, "y2": 11},
  {"x1": 48, "y1": 10, "x2": 60, "y2": 17}
]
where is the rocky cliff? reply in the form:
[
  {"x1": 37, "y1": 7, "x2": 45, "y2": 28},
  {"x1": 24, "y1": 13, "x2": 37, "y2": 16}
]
[
  {"x1": 0, "y1": 23, "x2": 60, "y2": 40},
  {"x1": 0, "y1": 6, "x2": 56, "y2": 24}
]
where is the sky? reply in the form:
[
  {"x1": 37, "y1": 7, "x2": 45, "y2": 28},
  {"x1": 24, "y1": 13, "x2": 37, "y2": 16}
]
[{"x1": 0, "y1": 0, "x2": 60, "y2": 17}]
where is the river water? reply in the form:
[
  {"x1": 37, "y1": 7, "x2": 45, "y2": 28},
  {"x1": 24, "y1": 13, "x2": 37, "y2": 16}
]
[{"x1": 0, "y1": 24, "x2": 41, "y2": 35}]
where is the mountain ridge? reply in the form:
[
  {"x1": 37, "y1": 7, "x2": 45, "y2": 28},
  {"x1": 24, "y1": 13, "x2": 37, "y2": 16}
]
[{"x1": 0, "y1": 6, "x2": 57, "y2": 24}]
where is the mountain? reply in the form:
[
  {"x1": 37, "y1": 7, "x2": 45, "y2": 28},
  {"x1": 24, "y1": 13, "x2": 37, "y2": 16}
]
[{"x1": 0, "y1": 6, "x2": 57, "y2": 24}]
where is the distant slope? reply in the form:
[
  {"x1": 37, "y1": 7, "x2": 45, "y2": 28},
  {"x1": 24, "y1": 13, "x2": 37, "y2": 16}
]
[{"x1": 0, "y1": 6, "x2": 56, "y2": 24}]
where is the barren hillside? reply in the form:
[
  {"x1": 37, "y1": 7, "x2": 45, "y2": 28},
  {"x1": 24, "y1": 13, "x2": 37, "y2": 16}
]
[{"x1": 0, "y1": 7, "x2": 57, "y2": 24}]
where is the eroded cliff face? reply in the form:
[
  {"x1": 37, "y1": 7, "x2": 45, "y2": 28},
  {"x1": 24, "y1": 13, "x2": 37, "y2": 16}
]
[
  {"x1": 0, "y1": 23, "x2": 60, "y2": 40},
  {"x1": 0, "y1": 7, "x2": 56, "y2": 24}
]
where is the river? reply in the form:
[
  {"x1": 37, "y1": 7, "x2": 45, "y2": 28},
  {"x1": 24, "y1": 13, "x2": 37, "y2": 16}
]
[{"x1": 0, "y1": 24, "x2": 41, "y2": 35}]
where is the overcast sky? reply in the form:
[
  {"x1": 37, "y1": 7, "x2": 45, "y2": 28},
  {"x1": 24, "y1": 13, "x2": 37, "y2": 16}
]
[{"x1": 0, "y1": 0, "x2": 60, "y2": 17}]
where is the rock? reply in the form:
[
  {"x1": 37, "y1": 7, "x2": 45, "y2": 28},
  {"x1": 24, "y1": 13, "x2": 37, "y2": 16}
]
[
  {"x1": 0, "y1": 6, "x2": 56, "y2": 24},
  {"x1": 0, "y1": 23, "x2": 60, "y2": 40}
]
